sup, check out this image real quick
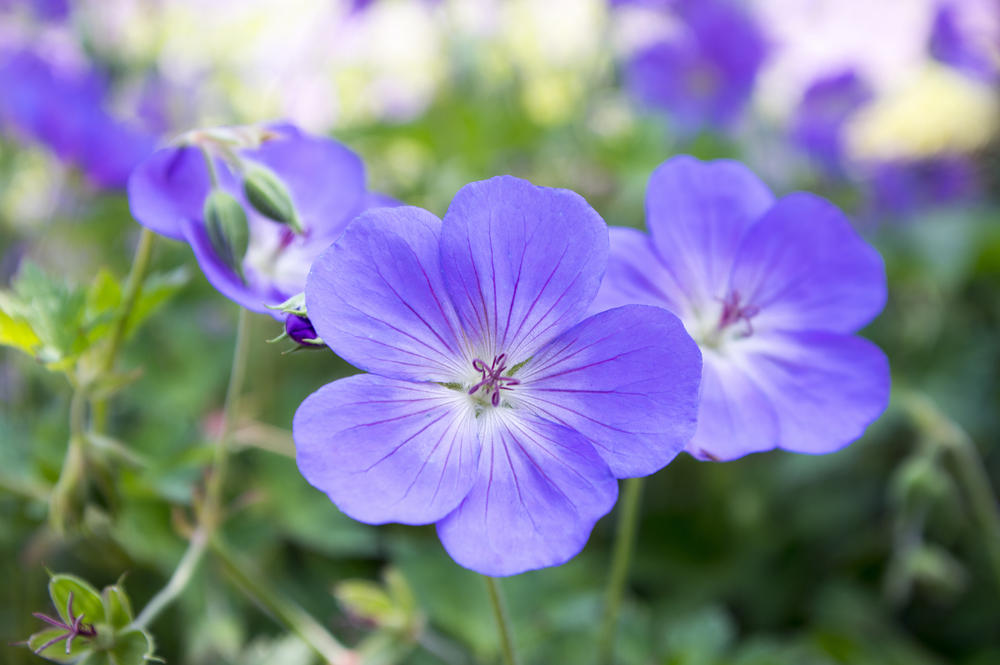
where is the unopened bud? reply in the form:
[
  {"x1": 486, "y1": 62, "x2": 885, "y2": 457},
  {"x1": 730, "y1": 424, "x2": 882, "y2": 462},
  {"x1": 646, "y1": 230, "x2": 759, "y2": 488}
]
[
  {"x1": 242, "y1": 165, "x2": 303, "y2": 233},
  {"x1": 203, "y1": 190, "x2": 249, "y2": 280},
  {"x1": 285, "y1": 314, "x2": 324, "y2": 347}
]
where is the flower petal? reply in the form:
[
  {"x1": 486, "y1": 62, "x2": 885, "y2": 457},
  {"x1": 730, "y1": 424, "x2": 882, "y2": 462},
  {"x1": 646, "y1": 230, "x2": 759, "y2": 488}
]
[
  {"x1": 293, "y1": 375, "x2": 480, "y2": 525},
  {"x1": 517, "y1": 305, "x2": 701, "y2": 477},
  {"x1": 684, "y1": 353, "x2": 779, "y2": 461},
  {"x1": 306, "y1": 206, "x2": 467, "y2": 381},
  {"x1": 128, "y1": 146, "x2": 218, "y2": 240},
  {"x1": 646, "y1": 156, "x2": 774, "y2": 306},
  {"x1": 728, "y1": 192, "x2": 887, "y2": 334},
  {"x1": 436, "y1": 412, "x2": 617, "y2": 576},
  {"x1": 439, "y1": 176, "x2": 608, "y2": 361},
  {"x1": 590, "y1": 226, "x2": 688, "y2": 317},
  {"x1": 241, "y1": 124, "x2": 367, "y2": 240},
  {"x1": 740, "y1": 331, "x2": 890, "y2": 454}
]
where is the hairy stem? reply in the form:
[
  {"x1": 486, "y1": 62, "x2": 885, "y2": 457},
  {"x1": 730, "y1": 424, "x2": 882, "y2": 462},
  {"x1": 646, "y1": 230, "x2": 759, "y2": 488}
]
[
  {"x1": 484, "y1": 576, "x2": 519, "y2": 665},
  {"x1": 212, "y1": 538, "x2": 353, "y2": 665},
  {"x1": 92, "y1": 228, "x2": 156, "y2": 429},
  {"x1": 132, "y1": 529, "x2": 209, "y2": 629},
  {"x1": 598, "y1": 476, "x2": 645, "y2": 665}
]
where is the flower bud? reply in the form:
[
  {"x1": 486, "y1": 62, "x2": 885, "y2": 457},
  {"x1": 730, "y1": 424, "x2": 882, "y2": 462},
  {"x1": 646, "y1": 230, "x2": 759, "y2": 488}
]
[
  {"x1": 242, "y1": 165, "x2": 303, "y2": 233},
  {"x1": 203, "y1": 190, "x2": 249, "y2": 280},
  {"x1": 285, "y1": 314, "x2": 324, "y2": 347}
]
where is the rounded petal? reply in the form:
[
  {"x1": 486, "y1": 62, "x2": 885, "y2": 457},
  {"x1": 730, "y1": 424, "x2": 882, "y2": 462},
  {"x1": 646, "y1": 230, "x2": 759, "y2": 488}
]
[
  {"x1": 242, "y1": 125, "x2": 367, "y2": 240},
  {"x1": 590, "y1": 226, "x2": 689, "y2": 317},
  {"x1": 729, "y1": 192, "x2": 887, "y2": 334},
  {"x1": 517, "y1": 305, "x2": 701, "y2": 477},
  {"x1": 684, "y1": 353, "x2": 779, "y2": 461},
  {"x1": 294, "y1": 375, "x2": 480, "y2": 525},
  {"x1": 740, "y1": 331, "x2": 890, "y2": 454},
  {"x1": 436, "y1": 412, "x2": 617, "y2": 576},
  {"x1": 305, "y1": 206, "x2": 467, "y2": 381},
  {"x1": 439, "y1": 176, "x2": 609, "y2": 361},
  {"x1": 127, "y1": 145, "x2": 215, "y2": 240},
  {"x1": 646, "y1": 156, "x2": 774, "y2": 306}
]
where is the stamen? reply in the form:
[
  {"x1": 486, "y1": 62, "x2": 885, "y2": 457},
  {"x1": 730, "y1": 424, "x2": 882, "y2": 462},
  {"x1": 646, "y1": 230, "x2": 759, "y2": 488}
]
[
  {"x1": 716, "y1": 290, "x2": 759, "y2": 338},
  {"x1": 468, "y1": 354, "x2": 520, "y2": 406}
]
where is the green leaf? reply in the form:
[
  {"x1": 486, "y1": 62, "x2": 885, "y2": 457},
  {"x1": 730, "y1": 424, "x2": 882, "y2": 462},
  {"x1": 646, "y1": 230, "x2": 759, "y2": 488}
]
[
  {"x1": 101, "y1": 584, "x2": 135, "y2": 630},
  {"x1": 0, "y1": 305, "x2": 41, "y2": 354},
  {"x1": 49, "y1": 574, "x2": 106, "y2": 626},
  {"x1": 108, "y1": 629, "x2": 156, "y2": 665},
  {"x1": 27, "y1": 628, "x2": 93, "y2": 663},
  {"x1": 335, "y1": 580, "x2": 396, "y2": 624}
]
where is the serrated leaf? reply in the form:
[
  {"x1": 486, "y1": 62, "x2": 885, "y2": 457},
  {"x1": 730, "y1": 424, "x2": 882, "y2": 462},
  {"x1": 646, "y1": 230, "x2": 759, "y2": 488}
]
[
  {"x1": 49, "y1": 574, "x2": 106, "y2": 626},
  {"x1": 27, "y1": 628, "x2": 93, "y2": 663},
  {"x1": 12, "y1": 261, "x2": 88, "y2": 362},
  {"x1": 0, "y1": 305, "x2": 41, "y2": 354},
  {"x1": 101, "y1": 585, "x2": 134, "y2": 630},
  {"x1": 108, "y1": 629, "x2": 155, "y2": 665}
]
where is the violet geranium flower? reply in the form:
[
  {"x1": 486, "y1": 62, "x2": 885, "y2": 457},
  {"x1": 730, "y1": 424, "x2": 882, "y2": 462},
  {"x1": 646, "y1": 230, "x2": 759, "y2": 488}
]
[
  {"x1": 593, "y1": 156, "x2": 890, "y2": 461},
  {"x1": 294, "y1": 176, "x2": 702, "y2": 575},
  {"x1": 128, "y1": 123, "x2": 391, "y2": 318}
]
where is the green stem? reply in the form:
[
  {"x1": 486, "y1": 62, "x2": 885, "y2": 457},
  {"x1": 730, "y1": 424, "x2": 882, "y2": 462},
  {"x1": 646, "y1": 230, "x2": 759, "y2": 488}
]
[
  {"x1": 48, "y1": 385, "x2": 89, "y2": 533},
  {"x1": 905, "y1": 393, "x2": 1000, "y2": 594},
  {"x1": 131, "y1": 308, "x2": 251, "y2": 628},
  {"x1": 598, "y1": 477, "x2": 645, "y2": 665},
  {"x1": 483, "y1": 576, "x2": 519, "y2": 665},
  {"x1": 93, "y1": 227, "x2": 156, "y2": 431},
  {"x1": 212, "y1": 538, "x2": 353, "y2": 665}
]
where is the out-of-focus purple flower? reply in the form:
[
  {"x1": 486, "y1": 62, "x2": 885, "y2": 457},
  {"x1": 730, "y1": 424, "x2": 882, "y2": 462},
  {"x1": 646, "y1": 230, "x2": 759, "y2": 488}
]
[
  {"x1": 128, "y1": 123, "x2": 394, "y2": 315},
  {"x1": 622, "y1": 0, "x2": 767, "y2": 130},
  {"x1": 866, "y1": 155, "x2": 978, "y2": 218},
  {"x1": 791, "y1": 69, "x2": 873, "y2": 173},
  {"x1": 594, "y1": 156, "x2": 889, "y2": 461},
  {"x1": 929, "y1": 1, "x2": 998, "y2": 82},
  {"x1": 0, "y1": 49, "x2": 154, "y2": 189},
  {"x1": 294, "y1": 176, "x2": 702, "y2": 575},
  {"x1": 0, "y1": 0, "x2": 69, "y2": 21}
]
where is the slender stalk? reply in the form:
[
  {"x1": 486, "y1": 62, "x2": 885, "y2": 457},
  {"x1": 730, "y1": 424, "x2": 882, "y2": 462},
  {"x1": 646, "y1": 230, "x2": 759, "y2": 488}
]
[
  {"x1": 905, "y1": 393, "x2": 1000, "y2": 594},
  {"x1": 48, "y1": 386, "x2": 89, "y2": 533},
  {"x1": 132, "y1": 529, "x2": 209, "y2": 629},
  {"x1": 93, "y1": 228, "x2": 156, "y2": 430},
  {"x1": 130, "y1": 308, "x2": 251, "y2": 628},
  {"x1": 212, "y1": 538, "x2": 353, "y2": 665},
  {"x1": 598, "y1": 477, "x2": 645, "y2": 665},
  {"x1": 483, "y1": 576, "x2": 519, "y2": 665}
]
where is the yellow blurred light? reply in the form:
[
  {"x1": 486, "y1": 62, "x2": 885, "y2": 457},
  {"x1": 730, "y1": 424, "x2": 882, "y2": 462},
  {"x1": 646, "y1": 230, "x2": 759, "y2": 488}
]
[{"x1": 845, "y1": 63, "x2": 1000, "y2": 161}]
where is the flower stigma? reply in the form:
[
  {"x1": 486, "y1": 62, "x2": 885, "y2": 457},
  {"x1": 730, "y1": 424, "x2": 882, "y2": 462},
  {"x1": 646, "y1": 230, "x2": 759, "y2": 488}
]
[{"x1": 467, "y1": 353, "x2": 521, "y2": 407}]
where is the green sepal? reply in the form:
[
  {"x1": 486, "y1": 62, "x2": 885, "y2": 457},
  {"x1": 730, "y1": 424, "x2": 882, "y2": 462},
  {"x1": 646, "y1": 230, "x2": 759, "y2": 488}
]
[
  {"x1": 49, "y1": 575, "x2": 106, "y2": 626},
  {"x1": 204, "y1": 190, "x2": 250, "y2": 280}
]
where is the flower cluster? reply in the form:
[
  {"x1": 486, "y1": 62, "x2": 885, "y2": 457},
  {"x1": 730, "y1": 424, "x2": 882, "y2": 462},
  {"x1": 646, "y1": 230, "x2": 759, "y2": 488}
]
[{"x1": 128, "y1": 126, "x2": 889, "y2": 575}]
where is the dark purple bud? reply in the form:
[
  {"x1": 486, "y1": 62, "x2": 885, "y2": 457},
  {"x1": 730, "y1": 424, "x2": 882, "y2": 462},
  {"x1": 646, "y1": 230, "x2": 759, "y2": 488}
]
[{"x1": 285, "y1": 314, "x2": 324, "y2": 347}]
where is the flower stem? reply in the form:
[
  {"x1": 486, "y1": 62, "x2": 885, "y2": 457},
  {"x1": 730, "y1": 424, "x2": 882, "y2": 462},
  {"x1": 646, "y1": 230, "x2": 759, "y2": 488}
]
[
  {"x1": 598, "y1": 476, "x2": 645, "y2": 665},
  {"x1": 131, "y1": 307, "x2": 251, "y2": 628},
  {"x1": 92, "y1": 227, "x2": 156, "y2": 431},
  {"x1": 212, "y1": 538, "x2": 354, "y2": 665},
  {"x1": 48, "y1": 386, "x2": 89, "y2": 533},
  {"x1": 483, "y1": 576, "x2": 519, "y2": 665},
  {"x1": 905, "y1": 393, "x2": 1000, "y2": 594}
]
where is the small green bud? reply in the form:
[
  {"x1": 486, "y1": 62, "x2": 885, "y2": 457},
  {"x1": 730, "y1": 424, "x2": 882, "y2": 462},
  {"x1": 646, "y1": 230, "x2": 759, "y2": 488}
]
[
  {"x1": 203, "y1": 190, "x2": 249, "y2": 280},
  {"x1": 242, "y1": 165, "x2": 303, "y2": 233}
]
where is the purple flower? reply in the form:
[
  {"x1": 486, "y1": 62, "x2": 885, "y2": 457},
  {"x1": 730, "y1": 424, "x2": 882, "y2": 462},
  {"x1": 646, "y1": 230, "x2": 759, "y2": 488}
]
[
  {"x1": 865, "y1": 155, "x2": 978, "y2": 218},
  {"x1": 623, "y1": 0, "x2": 767, "y2": 130},
  {"x1": 929, "y1": 1, "x2": 998, "y2": 82},
  {"x1": 593, "y1": 156, "x2": 890, "y2": 461},
  {"x1": 791, "y1": 70, "x2": 873, "y2": 173},
  {"x1": 293, "y1": 176, "x2": 701, "y2": 575},
  {"x1": 128, "y1": 123, "x2": 391, "y2": 315},
  {"x1": 0, "y1": 49, "x2": 154, "y2": 189}
]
